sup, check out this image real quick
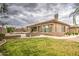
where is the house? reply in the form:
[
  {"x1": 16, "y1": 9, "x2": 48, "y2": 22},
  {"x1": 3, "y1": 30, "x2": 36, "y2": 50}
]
[
  {"x1": 26, "y1": 14, "x2": 70, "y2": 36},
  {"x1": 15, "y1": 27, "x2": 27, "y2": 32},
  {"x1": 69, "y1": 26, "x2": 79, "y2": 33}
]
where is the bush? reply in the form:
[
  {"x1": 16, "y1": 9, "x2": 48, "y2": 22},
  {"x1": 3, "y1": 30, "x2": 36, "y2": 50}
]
[
  {"x1": 6, "y1": 27, "x2": 15, "y2": 33},
  {"x1": 72, "y1": 32, "x2": 75, "y2": 35},
  {"x1": 65, "y1": 32, "x2": 71, "y2": 35},
  {"x1": 0, "y1": 33, "x2": 5, "y2": 41},
  {"x1": 74, "y1": 32, "x2": 78, "y2": 35},
  {"x1": 65, "y1": 32, "x2": 79, "y2": 35},
  {"x1": 65, "y1": 32, "x2": 68, "y2": 35}
]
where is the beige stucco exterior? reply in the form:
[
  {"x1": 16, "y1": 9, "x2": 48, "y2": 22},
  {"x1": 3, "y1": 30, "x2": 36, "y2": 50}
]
[
  {"x1": 27, "y1": 20, "x2": 70, "y2": 36},
  {"x1": 69, "y1": 26, "x2": 79, "y2": 33}
]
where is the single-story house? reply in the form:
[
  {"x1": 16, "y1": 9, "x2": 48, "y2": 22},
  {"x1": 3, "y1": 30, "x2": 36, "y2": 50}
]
[
  {"x1": 69, "y1": 26, "x2": 79, "y2": 33},
  {"x1": 26, "y1": 14, "x2": 70, "y2": 36},
  {"x1": 15, "y1": 27, "x2": 27, "y2": 32}
]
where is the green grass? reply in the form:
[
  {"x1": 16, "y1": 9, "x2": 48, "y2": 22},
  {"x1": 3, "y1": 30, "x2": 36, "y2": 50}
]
[{"x1": 0, "y1": 37, "x2": 79, "y2": 56}]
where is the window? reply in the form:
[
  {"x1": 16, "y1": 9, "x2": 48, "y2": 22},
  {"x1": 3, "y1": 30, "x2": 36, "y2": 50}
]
[
  {"x1": 49, "y1": 24, "x2": 53, "y2": 32},
  {"x1": 42, "y1": 25, "x2": 49, "y2": 32},
  {"x1": 62, "y1": 26, "x2": 65, "y2": 32}
]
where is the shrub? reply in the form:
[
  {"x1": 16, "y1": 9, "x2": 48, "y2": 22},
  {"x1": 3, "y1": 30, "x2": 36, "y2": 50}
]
[
  {"x1": 74, "y1": 32, "x2": 78, "y2": 35},
  {"x1": 65, "y1": 32, "x2": 71, "y2": 35},
  {"x1": 72, "y1": 32, "x2": 75, "y2": 35},
  {"x1": 65, "y1": 32, "x2": 68, "y2": 35},
  {"x1": 65, "y1": 32, "x2": 79, "y2": 36},
  {"x1": 0, "y1": 33, "x2": 5, "y2": 41},
  {"x1": 6, "y1": 27, "x2": 15, "y2": 33}
]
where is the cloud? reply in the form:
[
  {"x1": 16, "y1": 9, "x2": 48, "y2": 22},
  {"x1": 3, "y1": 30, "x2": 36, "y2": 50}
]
[{"x1": 0, "y1": 3, "x2": 79, "y2": 27}]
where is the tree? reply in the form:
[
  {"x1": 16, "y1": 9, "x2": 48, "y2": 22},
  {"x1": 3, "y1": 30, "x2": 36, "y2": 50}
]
[
  {"x1": 0, "y1": 3, "x2": 8, "y2": 14},
  {"x1": 70, "y1": 7, "x2": 79, "y2": 33},
  {"x1": 0, "y1": 3, "x2": 8, "y2": 24},
  {"x1": 70, "y1": 7, "x2": 79, "y2": 26},
  {"x1": 0, "y1": 3, "x2": 8, "y2": 33}
]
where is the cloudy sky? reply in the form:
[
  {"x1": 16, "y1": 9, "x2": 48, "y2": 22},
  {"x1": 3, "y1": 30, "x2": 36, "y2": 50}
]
[{"x1": 0, "y1": 3, "x2": 79, "y2": 27}]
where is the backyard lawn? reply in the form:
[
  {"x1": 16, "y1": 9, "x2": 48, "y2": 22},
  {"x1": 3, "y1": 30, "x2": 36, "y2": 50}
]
[{"x1": 0, "y1": 37, "x2": 79, "y2": 56}]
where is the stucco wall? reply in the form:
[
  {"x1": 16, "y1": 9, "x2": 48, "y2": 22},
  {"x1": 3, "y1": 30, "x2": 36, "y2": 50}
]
[
  {"x1": 30, "y1": 32, "x2": 65, "y2": 36},
  {"x1": 26, "y1": 20, "x2": 70, "y2": 36},
  {"x1": 69, "y1": 27, "x2": 79, "y2": 33}
]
